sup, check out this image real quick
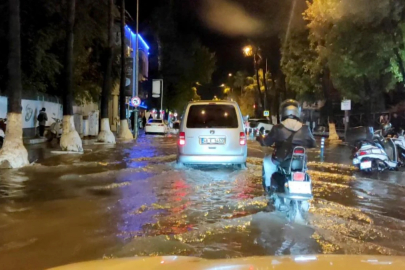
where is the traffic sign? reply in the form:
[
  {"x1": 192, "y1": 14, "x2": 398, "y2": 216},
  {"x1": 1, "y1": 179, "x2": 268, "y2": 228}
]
[
  {"x1": 341, "y1": 100, "x2": 351, "y2": 111},
  {"x1": 263, "y1": 110, "x2": 270, "y2": 117},
  {"x1": 131, "y1": 96, "x2": 141, "y2": 107}
]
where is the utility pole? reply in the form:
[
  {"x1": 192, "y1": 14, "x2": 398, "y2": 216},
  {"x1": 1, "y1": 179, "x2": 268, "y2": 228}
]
[{"x1": 133, "y1": 0, "x2": 139, "y2": 139}]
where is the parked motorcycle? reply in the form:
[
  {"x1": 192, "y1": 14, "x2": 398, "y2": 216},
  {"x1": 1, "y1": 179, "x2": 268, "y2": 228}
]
[
  {"x1": 393, "y1": 130, "x2": 405, "y2": 166},
  {"x1": 45, "y1": 118, "x2": 63, "y2": 142},
  {"x1": 263, "y1": 146, "x2": 313, "y2": 222},
  {"x1": 0, "y1": 118, "x2": 6, "y2": 149},
  {"x1": 352, "y1": 128, "x2": 398, "y2": 172}
]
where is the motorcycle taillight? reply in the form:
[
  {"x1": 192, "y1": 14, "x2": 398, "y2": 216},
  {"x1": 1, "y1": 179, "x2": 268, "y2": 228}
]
[
  {"x1": 359, "y1": 151, "x2": 369, "y2": 156},
  {"x1": 293, "y1": 172, "x2": 305, "y2": 181}
]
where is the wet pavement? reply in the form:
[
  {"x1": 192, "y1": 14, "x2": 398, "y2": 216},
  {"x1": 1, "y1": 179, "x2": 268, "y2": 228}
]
[{"x1": 1, "y1": 135, "x2": 405, "y2": 269}]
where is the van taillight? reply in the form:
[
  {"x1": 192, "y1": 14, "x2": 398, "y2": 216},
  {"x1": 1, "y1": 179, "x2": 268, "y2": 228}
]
[
  {"x1": 293, "y1": 148, "x2": 305, "y2": 154},
  {"x1": 179, "y1": 132, "x2": 186, "y2": 146},
  {"x1": 240, "y1": 132, "x2": 246, "y2": 146}
]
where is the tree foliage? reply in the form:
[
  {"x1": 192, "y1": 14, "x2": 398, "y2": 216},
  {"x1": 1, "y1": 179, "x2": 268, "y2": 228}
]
[
  {"x1": 0, "y1": 0, "x2": 116, "y2": 103},
  {"x1": 151, "y1": 3, "x2": 216, "y2": 112},
  {"x1": 302, "y1": 0, "x2": 405, "y2": 109},
  {"x1": 280, "y1": 29, "x2": 322, "y2": 102}
]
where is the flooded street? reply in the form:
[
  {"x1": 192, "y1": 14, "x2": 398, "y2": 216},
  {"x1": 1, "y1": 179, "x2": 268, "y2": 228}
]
[{"x1": 1, "y1": 136, "x2": 405, "y2": 269}]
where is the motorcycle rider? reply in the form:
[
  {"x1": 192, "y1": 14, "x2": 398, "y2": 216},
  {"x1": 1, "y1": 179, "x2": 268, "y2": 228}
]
[{"x1": 257, "y1": 99, "x2": 316, "y2": 193}]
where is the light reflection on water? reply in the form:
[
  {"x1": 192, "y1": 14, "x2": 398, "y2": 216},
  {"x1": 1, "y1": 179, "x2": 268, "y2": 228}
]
[{"x1": 1, "y1": 139, "x2": 405, "y2": 270}]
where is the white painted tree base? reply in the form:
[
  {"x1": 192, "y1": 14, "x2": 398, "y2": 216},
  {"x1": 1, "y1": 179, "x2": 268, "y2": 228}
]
[
  {"x1": 328, "y1": 123, "x2": 341, "y2": 142},
  {"x1": 118, "y1": 119, "x2": 133, "y2": 140},
  {"x1": 97, "y1": 118, "x2": 116, "y2": 143},
  {"x1": 60, "y1": 115, "x2": 83, "y2": 152},
  {"x1": 0, "y1": 113, "x2": 29, "y2": 168}
]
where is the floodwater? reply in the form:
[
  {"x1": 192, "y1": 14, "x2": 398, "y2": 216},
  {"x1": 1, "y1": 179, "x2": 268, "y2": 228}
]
[{"x1": 0, "y1": 136, "x2": 405, "y2": 270}]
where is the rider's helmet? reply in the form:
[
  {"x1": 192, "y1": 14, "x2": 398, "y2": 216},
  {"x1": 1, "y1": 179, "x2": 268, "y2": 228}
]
[{"x1": 280, "y1": 99, "x2": 301, "y2": 121}]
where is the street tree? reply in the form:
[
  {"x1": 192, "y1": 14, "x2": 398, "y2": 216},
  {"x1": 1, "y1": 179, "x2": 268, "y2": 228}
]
[
  {"x1": 0, "y1": 0, "x2": 29, "y2": 168},
  {"x1": 239, "y1": 76, "x2": 258, "y2": 116},
  {"x1": 305, "y1": 0, "x2": 402, "y2": 114},
  {"x1": 300, "y1": 0, "x2": 405, "y2": 138},
  {"x1": 280, "y1": 29, "x2": 322, "y2": 103},
  {"x1": 118, "y1": 0, "x2": 133, "y2": 139},
  {"x1": 60, "y1": 0, "x2": 83, "y2": 152},
  {"x1": 0, "y1": 0, "x2": 111, "y2": 102},
  {"x1": 97, "y1": 0, "x2": 116, "y2": 143},
  {"x1": 150, "y1": 3, "x2": 216, "y2": 112},
  {"x1": 232, "y1": 71, "x2": 248, "y2": 95}
]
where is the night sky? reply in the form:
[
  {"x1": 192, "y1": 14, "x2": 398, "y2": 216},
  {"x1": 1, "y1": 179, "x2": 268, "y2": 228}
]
[{"x1": 126, "y1": 0, "x2": 254, "y2": 99}]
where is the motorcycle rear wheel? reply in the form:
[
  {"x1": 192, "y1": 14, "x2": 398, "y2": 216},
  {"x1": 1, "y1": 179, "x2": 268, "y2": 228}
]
[{"x1": 287, "y1": 200, "x2": 298, "y2": 223}]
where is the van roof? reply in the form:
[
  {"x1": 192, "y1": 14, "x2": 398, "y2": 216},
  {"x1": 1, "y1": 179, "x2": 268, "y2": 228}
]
[{"x1": 187, "y1": 100, "x2": 238, "y2": 105}]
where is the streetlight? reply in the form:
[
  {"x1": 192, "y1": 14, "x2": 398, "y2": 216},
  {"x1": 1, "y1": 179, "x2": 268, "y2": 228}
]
[
  {"x1": 242, "y1": 44, "x2": 267, "y2": 115},
  {"x1": 220, "y1": 84, "x2": 225, "y2": 87},
  {"x1": 228, "y1": 73, "x2": 232, "y2": 77},
  {"x1": 243, "y1": 45, "x2": 253, "y2": 57}
]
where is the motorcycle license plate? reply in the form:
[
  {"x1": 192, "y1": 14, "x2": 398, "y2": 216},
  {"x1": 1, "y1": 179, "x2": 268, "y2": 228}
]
[
  {"x1": 288, "y1": 181, "x2": 311, "y2": 194},
  {"x1": 360, "y1": 161, "x2": 372, "y2": 170}
]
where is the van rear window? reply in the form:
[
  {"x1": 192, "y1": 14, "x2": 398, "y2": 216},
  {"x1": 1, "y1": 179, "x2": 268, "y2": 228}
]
[{"x1": 186, "y1": 104, "x2": 238, "y2": 128}]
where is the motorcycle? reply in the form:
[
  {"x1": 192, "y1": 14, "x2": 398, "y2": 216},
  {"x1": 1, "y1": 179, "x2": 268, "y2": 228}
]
[
  {"x1": 0, "y1": 118, "x2": 6, "y2": 149},
  {"x1": 352, "y1": 129, "x2": 398, "y2": 172},
  {"x1": 45, "y1": 117, "x2": 63, "y2": 142},
  {"x1": 393, "y1": 130, "x2": 405, "y2": 166},
  {"x1": 262, "y1": 145, "x2": 313, "y2": 222}
]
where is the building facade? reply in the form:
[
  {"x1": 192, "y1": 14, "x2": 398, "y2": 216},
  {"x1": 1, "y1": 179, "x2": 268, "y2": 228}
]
[{"x1": 109, "y1": 24, "x2": 149, "y2": 131}]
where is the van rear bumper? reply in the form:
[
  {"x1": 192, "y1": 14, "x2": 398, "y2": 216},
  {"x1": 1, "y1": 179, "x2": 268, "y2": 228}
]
[{"x1": 177, "y1": 154, "x2": 246, "y2": 165}]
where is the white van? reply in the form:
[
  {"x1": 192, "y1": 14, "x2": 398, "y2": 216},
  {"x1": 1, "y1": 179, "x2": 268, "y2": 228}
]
[{"x1": 177, "y1": 100, "x2": 247, "y2": 168}]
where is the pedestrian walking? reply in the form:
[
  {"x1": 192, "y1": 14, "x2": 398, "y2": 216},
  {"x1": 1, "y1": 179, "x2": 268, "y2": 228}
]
[
  {"x1": 130, "y1": 111, "x2": 135, "y2": 131},
  {"x1": 37, "y1": 108, "x2": 48, "y2": 137},
  {"x1": 142, "y1": 114, "x2": 146, "y2": 129}
]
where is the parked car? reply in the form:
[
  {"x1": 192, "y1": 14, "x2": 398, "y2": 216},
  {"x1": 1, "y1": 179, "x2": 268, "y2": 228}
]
[
  {"x1": 247, "y1": 118, "x2": 273, "y2": 135},
  {"x1": 145, "y1": 119, "x2": 168, "y2": 134},
  {"x1": 177, "y1": 100, "x2": 247, "y2": 168}
]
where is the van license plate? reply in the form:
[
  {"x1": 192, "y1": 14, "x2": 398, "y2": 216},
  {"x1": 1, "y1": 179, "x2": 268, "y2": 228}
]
[{"x1": 200, "y1": 137, "x2": 225, "y2": 145}]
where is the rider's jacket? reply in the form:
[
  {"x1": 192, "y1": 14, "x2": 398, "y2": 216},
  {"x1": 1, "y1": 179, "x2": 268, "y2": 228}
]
[{"x1": 264, "y1": 118, "x2": 316, "y2": 162}]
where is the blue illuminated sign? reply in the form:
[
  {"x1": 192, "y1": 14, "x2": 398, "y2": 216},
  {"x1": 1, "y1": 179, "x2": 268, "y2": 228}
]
[{"x1": 124, "y1": 25, "x2": 150, "y2": 50}]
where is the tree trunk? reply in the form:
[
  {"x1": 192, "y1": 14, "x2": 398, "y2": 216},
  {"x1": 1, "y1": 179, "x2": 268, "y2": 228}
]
[
  {"x1": 0, "y1": 0, "x2": 29, "y2": 168},
  {"x1": 322, "y1": 67, "x2": 340, "y2": 141},
  {"x1": 60, "y1": 0, "x2": 83, "y2": 152},
  {"x1": 272, "y1": 72, "x2": 280, "y2": 124},
  {"x1": 363, "y1": 75, "x2": 373, "y2": 127},
  {"x1": 119, "y1": 0, "x2": 126, "y2": 121},
  {"x1": 118, "y1": 0, "x2": 133, "y2": 139},
  {"x1": 97, "y1": 0, "x2": 115, "y2": 143},
  {"x1": 254, "y1": 56, "x2": 264, "y2": 113},
  {"x1": 262, "y1": 70, "x2": 271, "y2": 116}
]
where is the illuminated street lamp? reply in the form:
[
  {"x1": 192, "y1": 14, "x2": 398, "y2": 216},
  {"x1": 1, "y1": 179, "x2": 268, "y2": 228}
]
[
  {"x1": 219, "y1": 84, "x2": 225, "y2": 87},
  {"x1": 242, "y1": 43, "x2": 267, "y2": 114},
  {"x1": 243, "y1": 45, "x2": 253, "y2": 57},
  {"x1": 228, "y1": 73, "x2": 232, "y2": 77}
]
